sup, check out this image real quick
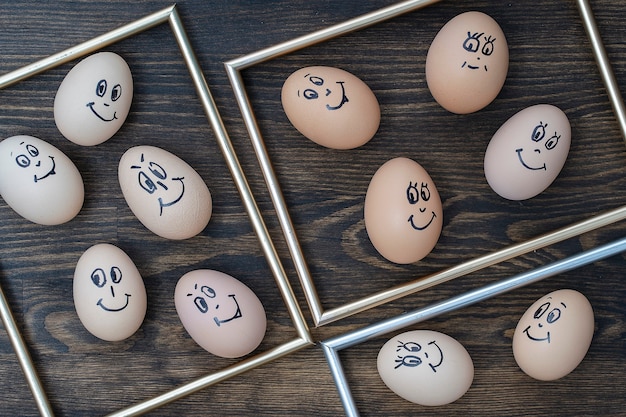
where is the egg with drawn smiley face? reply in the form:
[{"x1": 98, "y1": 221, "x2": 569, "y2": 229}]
[
  {"x1": 364, "y1": 157, "x2": 443, "y2": 264},
  {"x1": 513, "y1": 289, "x2": 594, "y2": 381},
  {"x1": 377, "y1": 330, "x2": 474, "y2": 406},
  {"x1": 73, "y1": 243, "x2": 147, "y2": 342},
  {"x1": 118, "y1": 145, "x2": 212, "y2": 240},
  {"x1": 54, "y1": 52, "x2": 133, "y2": 146},
  {"x1": 484, "y1": 104, "x2": 571, "y2": 200},
  {"x1": 174, "y1": 269, "x2": 267, "y2": 358},
  {"x1": 281, "y1": 66, "x2": 380, "y2": 149},
  {"x1": 426, "y1": 11, "x2": 509, "y2": 114},
  {"x1": 0, "y1": 135, "x2": 84, "y2": 225}
]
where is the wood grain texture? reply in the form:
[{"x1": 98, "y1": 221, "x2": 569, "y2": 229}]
[{"x1": 1, "y1": 0, "x2": 625, "y2": 416}]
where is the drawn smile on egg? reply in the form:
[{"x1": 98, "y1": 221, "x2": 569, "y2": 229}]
[
  {"x1": 522, "y1": 325, "x2": 550, "y2": 343},
  {"x1": 298, "y1": 73, "x2": 349, "y2": 111},
  {"x1": 86, "y1": 101, "x2": 117, "y2": 122},
  {"x1": 461, "y1": 57, "x2": 487, "y2": 72},
  {"x1": 157, "y1": 177, "x2": 185, "y2": 216},
  {"x1": 408, "y1": 211, "x2": 437, "y2": 231},
  {"x1": 97, "y1": 293, "x2": 131, "y2": 312},
  {"x1": 324, "y1": 81, "x2": 349, "y2": 110},
  {"x1": 516, "y1": 148, "x2": 547, "y2": 171},
  {"x1": 12, "y1": 142, "x2": 57, "y2": 183},
  {"x1": 188, "y1": 284, "x2": 243, "y2": 327},
  {"x1": 212, "y1": 294, "x2": 242, "y2": 327},
  {"x1": 86, "y1": 78, "x2": 122, "y2": 122},
  {"x1": 33, "y1": 156, "x2": 57, "y2": 182}
]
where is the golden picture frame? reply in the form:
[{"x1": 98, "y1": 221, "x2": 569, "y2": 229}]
[
  {"x1": 224, "y1": 0, "x2": 626, "y2": 328},
  {"x1": 0, "y1": 5, "x2": 313, "y2": 416}
]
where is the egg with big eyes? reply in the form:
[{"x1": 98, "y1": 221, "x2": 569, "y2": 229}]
[
  {"x1": 281, "y1": 66, "x2": 380, "y2": 149},
  {"x1": 174, "y1": 269, "x2": 267, "y2": 358},
  {"x1": 73, "y1": 243, "x2": 147, "y2": 342},
  {"x1": 377, "y1": 330, "x2": 474, "y2": 406},
  {"x1": 364, "y1": 157, "x2": 443, "y2": 264},
  {"x1": 513, "y1": 289, "x2": 594, "y2": 381},
  {"x1": 484, "y1": 104, "x2": 571, "y2": 200},
  {"x1": 0, "y1": 135, "x2": 84, "y2": 225},
  {"x1": 54, "y1": 52, "x2": 133, "y2": 146},
  {"x1": 118, "y1": 145, "x2": 212, "y2": 240},
  {"x1": 426, "y1": 11, "x2": 508, "y2": 114}
]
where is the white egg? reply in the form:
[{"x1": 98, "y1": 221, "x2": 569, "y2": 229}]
[
  {"x1": 0, "y1": 135, "x2": 84, "y2": 225},
  {"x1": 54, "y1": 52, "x2": 133, "y2": 146},
  {"x1": 118, "y1": 145, "x2": 212, "y2": 240},
  {"x1": 73, "y1": 243, "x2": 147, "y2": 342},
  {"x1": 377, "y1": 329, "x2": 473, "y2": 406}
]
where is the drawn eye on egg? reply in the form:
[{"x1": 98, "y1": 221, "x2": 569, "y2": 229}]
[
  {"x1": 186, "y1": 283, "x2": 242, "y2": 327},
  {"x1": 461, "y1": 31, "x2": 496, "y2": 71},
  {"x1": 90, "y1": 265, "x2": 131, "y2": 312},
  {"x1": 87, "y1": 78, "x2": 123, "y2": 124},
  {"x1": 406, "y1": 181, "x2": 437, "y2": 231},
  {"x1": 297, "y1": 73, "x2": 349, "y2": 111},
  {"x1": 522, "y1": 297, "x2": 567, "y2": 344},
  {"x1": 10, "y1": 141, "x2": 56, "y2": 183},
  {"x1": 393, "y1": 339, "x2": 444, "y2": 372},
  {"x1": 129, "y1": 153, "x2": 186, "y2": 216}
]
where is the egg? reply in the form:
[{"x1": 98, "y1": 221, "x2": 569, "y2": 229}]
[
  {"x1": 426, "y1": 11, "x2": 508, "y2": 114},
  {"x1": 377, "y1": 330, "x2": 474, "y2": 406},
  {"x1": 174, "y1": 269, "x2": 266, "y2": 358},
  {"x1": 364, "y1": 157, "x2": 442, "y2": 264},
  {"x1": 73, "y1": 243, "x2": 147, "y2": 341},
  {"x1": 54, "y1": 52, "x2": 133, "y2": 146},
  {"x1": 281, "y1": 66, "x2": 380, "y2": 149},
  {"x1": 484, "y1": 104, "x2": 571, "y2": 200},
  {"x1": 118, "y1": 145, "x2": 212, "y2": 240},
  {"x1": 0, "y1": 135, "x2": 84, "y2": 225},
  {"x1": 513, "y1": 289, "x2": 594, "y2": 381}
]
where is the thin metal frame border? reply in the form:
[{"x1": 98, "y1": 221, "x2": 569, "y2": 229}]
[
  {"x1": 224, "y1": 0, "x2": 626, "y2": 329},
  {"x1": 0, "y1": 4, "x2": 313, "y2": 416},
  {"x1": 320, "y1": 236, "x2": 626, "y2": 416}
]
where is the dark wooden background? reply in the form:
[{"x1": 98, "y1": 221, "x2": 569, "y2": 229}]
[{"x1": 1, "y1": 0, "x2": 626, "y2": 416}]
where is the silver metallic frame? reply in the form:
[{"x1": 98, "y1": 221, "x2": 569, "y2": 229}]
[
  {"x1": 0, "y1": 5, "x2": 313, "y2": 416},
  {"x1": 225, "y1": 0, "x2": 626, "y2": 329},
  {"x1": 320, "y1": 236, "x2": 626, "y2": 416}
]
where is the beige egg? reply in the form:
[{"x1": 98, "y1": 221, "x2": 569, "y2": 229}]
[
  {"x1": 0, "y1": 135, "x2": 84, "y2": 225},
  {"x1": 118, "y1": 145, "x2": 212, "y2": 240},
  {"x1": 484, "y1": 104, "x2": 571, "y2": 200},
  {"x1": 281, "y1": 66, "x2": 380, "y2": 149},
  {"x1": 174, "y1": 269, "x2": 267, "y2": 358},
  {"x1": 364, "y1": 157, "x2": 442, "y2": 264},
  {"x1": 73, "y1": 243, "x2": 147, "y2": 341},
  {"x1": 54, "y1": 52, "x2": 133, "y2": 146},
  {"x1": 426, "y1": 11, "x2": 508, "y2": 114},
  {"x1": 513, "y1": 289, "x2": 594, "y2": 381},
  {"x1": 377, "y1": 330, "x2": 474, "y2": 406}
]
